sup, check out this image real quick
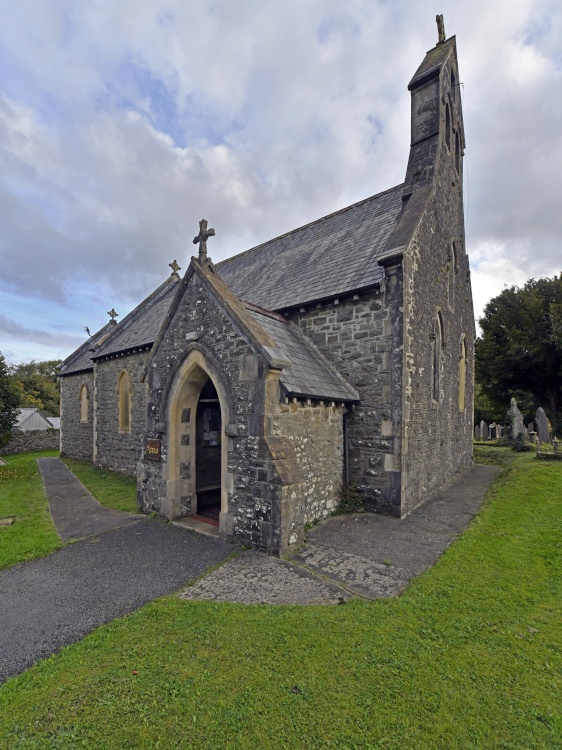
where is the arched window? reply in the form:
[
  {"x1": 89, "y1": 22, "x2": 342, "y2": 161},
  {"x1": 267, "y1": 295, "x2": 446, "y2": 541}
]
[
  {"x1": 445, "y1": 104, "x2": 451, "y2": 151},
  {"x1": 455, "y1": 131, "x2": 460, "y2": 173},
  {"x1": 448, "y1": 241, "x2": 457, "y2": 308},
  {"x1": 459, "y1": 336, "x2": 467, "y2": 411},
  {"x1": 118, "y1": 371, "x2": 132, "y2": 433},
  {"x1": 431, "y1": 313, "x2": 444, "y2": 404},
  {"x1": 80, "y1": 384, "x2": 89, "y2": 423}
]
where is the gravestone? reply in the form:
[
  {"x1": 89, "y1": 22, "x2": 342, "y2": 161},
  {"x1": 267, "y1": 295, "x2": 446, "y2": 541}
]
[
  {"x1": 480, "y1": 420, "x2": 488, "y2": 441},
  {"x1": 474, "y1": 425, "x2": 480, "y2": 440},
  {"x1": 527, "y1": 422, "x2": 535, "y2": 436},
  {"x1": 536, "y1": 407, "x2": 551, "y2": 443},
  {"x1": 496, "y1": 424, "x2": 502, "y2": 438},
  {"x1": 509, "y1": 397, "x2": 526, "y2": 439},
  {"x1": 489, "y1": 422, "x2": 497, "y2": 439}
]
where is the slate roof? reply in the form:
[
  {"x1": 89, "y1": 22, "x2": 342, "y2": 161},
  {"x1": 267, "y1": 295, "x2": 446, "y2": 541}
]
[
  {"x1": 15, "y1": 408, "x2": 53, "y2": 430},
  {"x1": 60, "y1": 277, "x2": 179, "y2": 376},
  {"x1": 216, "y1": 183, "x2": 404, "y2": 311},
  {"x1": 59, "y1": 321, "x2": 116, "y2": 376},
  {"x1": 245, "y1": 304, "x2": 359, "y2": 402},
  {"x1": 61, "y1": 184, "x2": 401, "y2": 403},
  {"x1": 94, "y1": 278, "x2": 179, "y2": 359}
]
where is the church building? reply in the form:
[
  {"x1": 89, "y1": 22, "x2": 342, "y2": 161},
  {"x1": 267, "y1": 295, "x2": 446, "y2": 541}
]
[{"x1": 60, "y1": 26, "x2": 475, "y2": 556}]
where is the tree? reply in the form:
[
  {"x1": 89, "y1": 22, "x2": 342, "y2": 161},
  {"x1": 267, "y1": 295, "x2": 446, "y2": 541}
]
[
  {"x1": 476, "y1": 276, "x2": 562, "y2": 431},
  {"x1": 8, "y1": 360, "x2": 62, "y2": 416},
  {"x1": 0, "y1": 352, "x2": 20, "y2": 447}
]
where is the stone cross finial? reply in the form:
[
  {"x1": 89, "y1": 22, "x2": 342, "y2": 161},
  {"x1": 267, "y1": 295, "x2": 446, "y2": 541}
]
[
  {"x1": 436, "y1": 14, "x2": 446, "y2": 44},
  {"x1": 169, "y1": 259, "x2": 181, "y2": 276},
  {"x1": 193, "y1": 219, "x2": 215, "y2": 263},
  {"x1": 107, "y1": 308, "x2": 118, "y2": 321}
]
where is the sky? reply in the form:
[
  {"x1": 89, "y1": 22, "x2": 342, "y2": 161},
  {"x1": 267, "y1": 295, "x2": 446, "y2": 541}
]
[{"x1": 1, "y1": 0, "x2": 561, "y2": 365}]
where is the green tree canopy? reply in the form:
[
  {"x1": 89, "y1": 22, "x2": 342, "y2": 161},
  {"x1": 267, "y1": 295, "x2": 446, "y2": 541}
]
[
  {"x1": 476, "y1": 276, "x2": 562, "y2": 429},
  {"x1": 0, "y1": 352, "x2": 20, "y2": 446},
  {"x1": 8, "y1": 360, "x2": 62, "y2": 417}
]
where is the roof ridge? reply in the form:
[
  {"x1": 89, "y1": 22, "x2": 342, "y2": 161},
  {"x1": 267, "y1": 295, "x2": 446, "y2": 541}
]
[
  {"x1": 93, "y1": 275, "x2": 179, "y2": 359},
  {"x1": 216, "y1": 183, "x2": 404, "y2": 270},
  {"x1": 243, "y1": 301, "x2": 289, "y2": 324}
]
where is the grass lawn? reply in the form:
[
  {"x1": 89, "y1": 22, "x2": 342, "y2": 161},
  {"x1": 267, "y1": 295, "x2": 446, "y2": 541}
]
[
  {"x1": 0, "y1": 451, "x2": 61, "y2": 570},
  {"x1": 62, "y1": 458, "x2": 137, "y2": 513},
  {"x1": 0, "y1": 447, "x2": 561, "y2": 748},
  {"x1": 0, "y1": 451, "x2": 138, "y2": 570}
]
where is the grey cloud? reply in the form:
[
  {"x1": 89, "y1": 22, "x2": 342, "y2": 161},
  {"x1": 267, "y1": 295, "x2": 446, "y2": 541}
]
[{"x1": 0, "y1": 0, "x2": 561, "y2": 360}]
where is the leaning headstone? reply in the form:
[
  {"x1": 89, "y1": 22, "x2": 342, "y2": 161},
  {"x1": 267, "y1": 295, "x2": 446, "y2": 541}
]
[
  {"x1": 474, "y1": 425, "x2": 481, "y2": 441},
  {"x1": 536, "y1": 407, "x2": 551, "y2": 443},
  {"x1": 496, "y1": 424, "x2": 502, "y2": 438},
  {"x1": 480, "y1": 420, "x2": 488, "y2": 441},
  {"x1": 510, "y1": 398, "x2": 526, "y2": 439}
]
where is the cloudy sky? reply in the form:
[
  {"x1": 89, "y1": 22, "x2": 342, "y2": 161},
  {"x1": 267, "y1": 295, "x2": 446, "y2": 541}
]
[{"x1": 1, "y1": 0, "x2": 561, "y2": 364}]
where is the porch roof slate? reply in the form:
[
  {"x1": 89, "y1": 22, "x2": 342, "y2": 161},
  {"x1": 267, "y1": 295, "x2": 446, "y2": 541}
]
[{"x1": 245, "y1": 304, "x2": 359, "y2": 402}]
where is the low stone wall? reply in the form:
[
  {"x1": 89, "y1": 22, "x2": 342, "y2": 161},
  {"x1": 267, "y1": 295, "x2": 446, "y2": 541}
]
[{"x1": 1, "y1": 429, "x2": 60, "y2": 455}]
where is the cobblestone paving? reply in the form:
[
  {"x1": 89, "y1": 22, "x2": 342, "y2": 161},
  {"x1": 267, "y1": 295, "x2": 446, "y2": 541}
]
[
  {"x1": 179, "y1": 552, "x2": 349, "y2": 605},
  {"x1": 179, "y1": 464, "x2": 500, "y2": 606},
  {"x1": 292, "y1": 543, "x2": 410, "y2": 599}
]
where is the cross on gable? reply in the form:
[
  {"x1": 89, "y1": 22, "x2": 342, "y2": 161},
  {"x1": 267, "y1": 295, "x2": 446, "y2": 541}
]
[
  {"x1": 436, "y1": 14, "x2": 446, "y2": 44},
  {"x1": 107, "y1": 308, "x2": 118, "y2": 321},
  {"x1": 169, "y1": 259, "x2": 181, "y2": 275},
  {"x1": 193, "y1": 219, "x2": 215, "y2": 263}
]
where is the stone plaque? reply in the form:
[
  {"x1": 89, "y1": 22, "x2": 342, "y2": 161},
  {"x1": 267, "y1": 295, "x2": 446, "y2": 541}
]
[{"x1": 146, "y1": 438, "x2": 162, "y2": 462}]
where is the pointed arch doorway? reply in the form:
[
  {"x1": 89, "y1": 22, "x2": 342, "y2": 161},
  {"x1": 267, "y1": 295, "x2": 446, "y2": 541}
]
[
  {"x1": 194, "y1": 377, "x2": 222, "y2": 523},
  {"x1": 165, "y1": 350, "x2": 231, "y2": 532}
]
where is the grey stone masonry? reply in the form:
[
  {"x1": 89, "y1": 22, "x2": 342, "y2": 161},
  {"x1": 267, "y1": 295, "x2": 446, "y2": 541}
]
[
  {"x1": 60, "y1": 372, "x2": 94, "y2": 462},
  {"x1": 291, "y1": 282, "x2": 402, "y2": 514},
  {"x1": 137, "y1": 265, "x2": 347, "y2": 555},
  {"x1": 94, "y1": 352, "x2": 149, "y2": 476},
  {"x1": 2, "y1": 428, "x2": 60, "y2": 456},
  {"x1": 393, "y1": 37, "x2": 474, "y2": 515}
]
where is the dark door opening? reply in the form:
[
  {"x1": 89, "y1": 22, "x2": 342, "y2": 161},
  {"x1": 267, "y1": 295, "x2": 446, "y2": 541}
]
[{"x1": 195, "y1": 378, "x2": 221, "y2": 524}]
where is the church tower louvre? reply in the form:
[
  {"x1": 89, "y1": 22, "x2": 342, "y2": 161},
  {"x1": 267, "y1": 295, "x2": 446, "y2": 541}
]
[{"x1": 59, "y1": 20, "x2": 475, "y2": 553}]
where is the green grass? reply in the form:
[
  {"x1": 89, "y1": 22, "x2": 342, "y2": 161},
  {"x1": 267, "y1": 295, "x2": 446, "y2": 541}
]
[
  {"x1": 0, "y1": 451, "x2": 61, "y2": 570},
  {"x1": 1, "y1": 452, "x2": 561, "y2": 748},
  {"x1": 0, "y1": 452, "x2": 137, "y2": 570},
  {"x1": 61, "y1": 458, "x2": 138, "y2": 513}
]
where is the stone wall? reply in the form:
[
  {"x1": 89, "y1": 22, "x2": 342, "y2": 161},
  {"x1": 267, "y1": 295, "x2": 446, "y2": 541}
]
[
  {"x1": 60, "y1": 372, "x2": 94, "y2": 461},
  {"x1": 94, "y1": 353, "x2": 149, "y2": 476},
  {"x1": 272, "y1": 400, "x2": 345, "y2": 531},
  {"x1": 290, "y1": 282, "x2": 403, "y2": 515},
  {"x1": 138, "y1": 270, "x2": 276, "y2": 550},
  {"x1": 399, "y1": 50, "x2": 474, "y2": 515},
  {"x1": 137, "y1": 268, "x2": 346, "y2": 554},
  {"x1": 2, "y1": 428, "x2": 60, "y2": 455}
]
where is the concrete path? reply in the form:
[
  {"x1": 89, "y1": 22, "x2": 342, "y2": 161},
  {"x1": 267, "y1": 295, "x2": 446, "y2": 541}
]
[
  {"x1": 180, "y1": 463, "x2": 500, "y2": 604},
  {"x1": 38, "y1": 457, "x2": 140, "y2": 540}
]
